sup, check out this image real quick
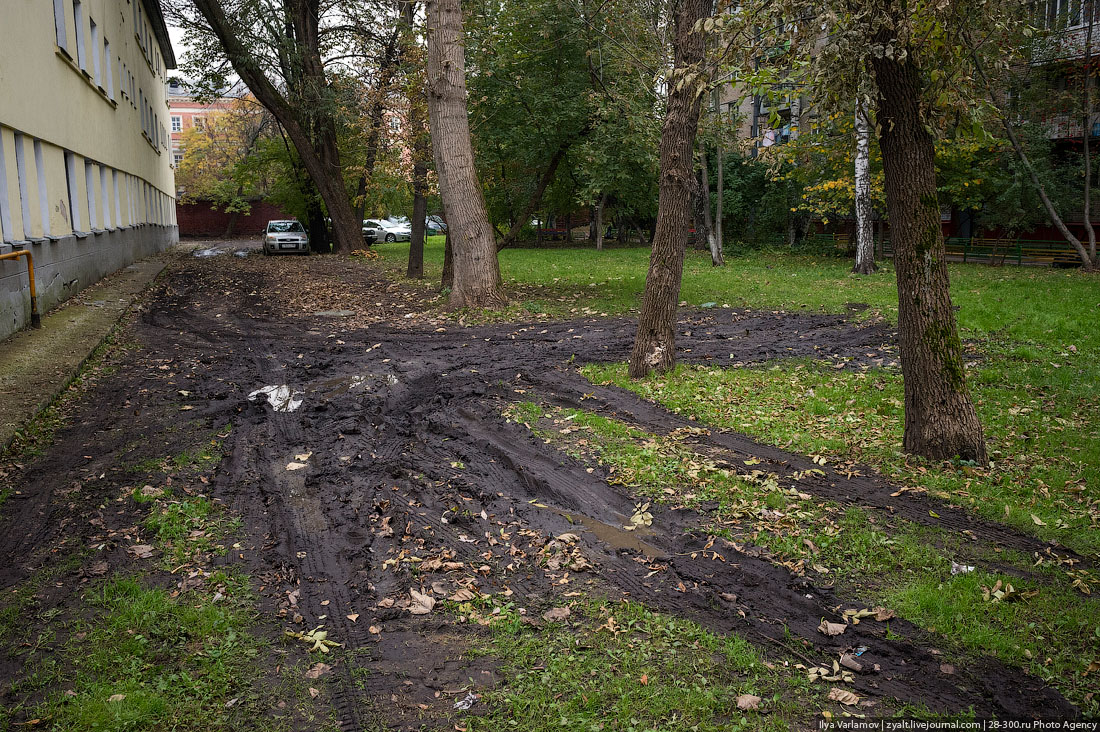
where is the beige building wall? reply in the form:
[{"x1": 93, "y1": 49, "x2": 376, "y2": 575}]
[{"x1": 0, "y1": 0, "x2": 177, "y2": 338}]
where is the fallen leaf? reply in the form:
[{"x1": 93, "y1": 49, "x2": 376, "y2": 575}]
[
  {"x1": 409, "y1": 589, "x2": 436, "y2": 615},
  {"x1": 639, "y1": 673, "x2": 648, "y2": 686},
  {"x1": 940, "y1": 663, "x2": 955, "y2": 675},
  {"x1": 818, "y1": 619, "x2": 847, "y2": 636},
  {"x1": 286, "y1": 462, "x2": 308, "y2": 471},
  {"x1": 828, "y1": 688, "x2": 859, "y2": 705},
  {"x1": 369, "y1": 625, "x2": 381, "y2": 634},
  {"x1": 1031, "y1": 514, "x2": 1047, "y2": 526},
  {"x1": 107, "y1": 693, "x2": 126, "y2": 703},
  {"x1": 295, "y1": 451, "x2": 313, "y2": 462},
  {"x1": 872, "y1": 607, "x2": 896, "y2": 621},
  {"x1": 736, "y1": 693, "x2": 762, "y2": 711},
  {"x1": 304, "y1": 663, "x2": 331, "y2": 679},
  {"x1": 127, "y1": 544, "x2": 155, "y2": 559},
  {"x1": 542, "y1": 607, "x2": 571, "y2": 622},
  {"x1": 448, "y1": 588, "x2": 476, "y2": 602},
  {"x1": 346, "y1": 613, "x2": 360, "y2": 622},
  {"x1": 309, "y1": 687, "x2": 320, "y2": 698}
]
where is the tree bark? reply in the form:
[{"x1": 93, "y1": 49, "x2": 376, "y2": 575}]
[
  {"x1": 853, "y1": 99, "x2": 877, "y2": 274},
  {"x1": 595, "y1": 194, "x2": 606, "y2": 250},
  {"x1": 191, "y1": 0, "x2": 362, "y2": 255},
  {"x1": 712, "y1": 91, "x2": 724, "y2": 263},
  {"x1": 872, "y1": 45, "x2": 987, "y2": 463},
  {"x1": 441, "y1": 225, "x2": 454, "y2": 289},
  {"x1": 695, "y1": 153, "x2": 713, "y2": 252},
  {"x1": 1083, "y1": 0, "x2": 1097, "y2": 263},
  {"x1": 628, "y1": 0, "x2": 711, "y2": 378},
  {"x1": 425, "y1": 0, "x2": 505, "y2": 307},
  {"x1": 400, "y1": 0, "x2": 427, "y2": 279}
]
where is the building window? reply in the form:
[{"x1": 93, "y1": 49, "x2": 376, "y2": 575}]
[
  {"x1": 193, "y1": 117, "x2": 206, "y2": 130},
  {"x1": 171, "y1": 116, "x2": 182, "y2": 132},
  {"x1": 99, "y1": 165, "x2": 110, "y2": 229},
  {"x1": 113, "y1": 170, "x2": 121, "y2": 227},
  {"x1": 0, "y1": 132, "x2": 13, "y2": 243},
  {"x1": 173, "y1": 152, "x2": 183, "y2": 167},
  {"x1": 64, "y1": 151, "x2": 81, "y2": 233},
  {"x1": 84, "y1": 160, "x2": 97, "y2": 230},
  {"x1": 53, "y1": 0, "x2": 69, "y2": 53},
  {"x1": 34, "y1": 140, "x2": 50, "y2": 237},
  {"x1": 73, "y1": 0, "x2": 86, "y2": 72},
  {"x1": 14, "y1": 134, "x2": 33, "y2": 240},
  {"x1": 105, "y1": 40, "x2": 114, "y2": 99},
  {"x1": 90, "y1": 18, "x2": 101, "y2": 88}
]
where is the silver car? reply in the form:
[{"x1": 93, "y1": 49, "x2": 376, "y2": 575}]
[{"x1": 263, "y1": 220, "x2": 310, "y2": 255}]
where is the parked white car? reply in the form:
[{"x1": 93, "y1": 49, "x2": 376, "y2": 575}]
[
  {"x1": 364, "y1": 218, "x2": 411, "y2": 242},
  {"x1": 262, "y1": 220, "x2": 309, "y2": 255}
]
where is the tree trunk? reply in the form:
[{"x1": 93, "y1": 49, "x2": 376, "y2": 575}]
[
  {"x1": 853, "y1": 99, "x2": 877, "y2": 274},
  {"x1": 425, "y1": 0, "x2": 505, "y2": 307},
  {"x1": 1083, "y1": 0, "x2": 1097, "y2": 263},
  {"x1": 191, "y1": 0, "x2": 363, "y2": 255},
  {"x1": 401, "y1": 0, "x2": 427, "y2": 279},
  {"x1": 595, "y1": 194, "x2": 606, "y2": 250},
  {"x1": 713, "y1": 93, "x2": 724, "y2": 263},
  {"x1": 441, "y1": 225, "x2": 454, "y2": 290},
  {"x1": 628, "y1": 0, "x2": 711, "y2": 378},
  {"x1": 695, "y1": 152, "x2": 713, "y2": 252},
  {"x1": 872, "y1": 45, "x2": 987, "y2": 463}
]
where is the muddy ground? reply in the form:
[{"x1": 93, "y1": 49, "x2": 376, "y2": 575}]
[{"x1": 0, "y1": 243, "x2": 1085, "y2": 729}]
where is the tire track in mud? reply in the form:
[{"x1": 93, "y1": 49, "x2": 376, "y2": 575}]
[
  {"x1": 1, "y1": 259, "x2": 1081, "y2": 728},
  {"x1": 168, "y1": 293, "x2": 1076, "y2": 722},
  {"x1": 530, "y1": 372, "x2": 1090, "y2": 568}
]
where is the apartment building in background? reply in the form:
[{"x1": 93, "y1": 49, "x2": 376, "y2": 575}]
[
  {"x1": 167, "y1": 80, "x2": 236, "y2": 177},
  {"x1": 0, "y1": 0, "x2": 178, "y2": 339}
]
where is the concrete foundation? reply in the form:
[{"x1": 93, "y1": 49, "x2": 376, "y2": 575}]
[{"x1": 0, "y1": 224, "x2": 178, "y2": 341}]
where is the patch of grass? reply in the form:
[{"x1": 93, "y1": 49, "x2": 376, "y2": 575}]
[
  {"x1": 464, "y1": 598, "x2": 813, "y2": 731},
  {"x1": 139, "y1": 489, "x2": 241, "y2": 567},
  {"x1": 582, "y1": 360, "x2": 1099, "y2": 558},
  {"x1": 885, "y1": 570, "x2": 1100, "y2": 715},
  {"x1": 6, "y1": 577, "x2": 276, "y2": 731}
]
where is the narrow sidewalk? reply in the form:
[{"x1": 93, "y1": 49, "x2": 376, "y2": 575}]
[{"x1": 0, "y1": 252, "x2": 172, "y2": 450}]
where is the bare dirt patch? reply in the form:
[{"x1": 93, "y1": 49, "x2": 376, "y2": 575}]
[{"x1": 0, "y1": 250, "x2": 1080, "y2": 729}]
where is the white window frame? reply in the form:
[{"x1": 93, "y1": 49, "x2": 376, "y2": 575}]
[
  {"x1": 100, "y1": 164, "x2": 110, "y2": 229},
  {"x1": 113, "y1": 170, "x2": 121, "y2": 227},
  {"x1": 90, "y1": 18, "x2": 101, "y2": 88},
  {"x1": 105, "y1": 39, "x2": 114, "y2": 99},
  {"x1": 53, "y1": 0, "x2": 69, "y2": 53},
  {"x1": 85, "y1": 160, "x2": 97, "y2": 230},
  {"x1": 13, "y1": 133, "x2": 32, "y2": 240},
  {"x1": 0, "y1": 132, "x2": 13, "y2": 243},
  {"x1": 65, "y1": 151, "x2": 81, "y2": 233},
  {"x1": 73, "y1": 0, "x2": 86, "y2": 72},
  {"x1": 171, "y1": 115, "x2": 182, "y2": 133},
  {"x1": 34, "y1": 140, "x2": 50, "y2": 237}
]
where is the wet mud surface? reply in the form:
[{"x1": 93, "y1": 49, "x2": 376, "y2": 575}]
[{"x1": 0, "y1": 252, "x2": 1082, "y2": 728}]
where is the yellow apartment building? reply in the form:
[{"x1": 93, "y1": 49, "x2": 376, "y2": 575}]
[{"x1": 0, "y1": 0, "x2": 178, "y2": 339}]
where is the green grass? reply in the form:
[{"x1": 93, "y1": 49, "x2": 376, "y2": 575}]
[
  {"x1": 462, "y1": 597, "x2": 812, "y2": 731},
  {"x1": 581, "y1": 360, "x2": 1099, "y2": 558},
  {"x1": 3, "y1": 577, "x2": 275, "y2": 731}
]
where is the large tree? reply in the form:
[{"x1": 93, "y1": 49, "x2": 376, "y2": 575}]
[
  {"x1": 743, "y1": 0, "x2": 1009, "y2": 461},
  {"x1": 628, "y1": 0, "x2": 713, "y2": 377},
  {"x1": 425, "y1": 0, "x2": 505, "y2": 307},
  {"x1": 180, "y1": 0, "x2": 366, "y2": 254}
]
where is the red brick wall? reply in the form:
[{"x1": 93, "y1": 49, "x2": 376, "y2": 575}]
[{"x1": 176, "y1": 201, "x2": 291, "y2": 238}]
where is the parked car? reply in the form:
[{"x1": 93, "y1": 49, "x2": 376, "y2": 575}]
[
  {"x1": 426, "y1": 215, "x2": 447, "y2": 234},
  {"x1": 364, "y1": 218, "x2": 411, "y2": 242},
  {"x1": 262, "y1": 220, "x2": 309, "y2": 255}
]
